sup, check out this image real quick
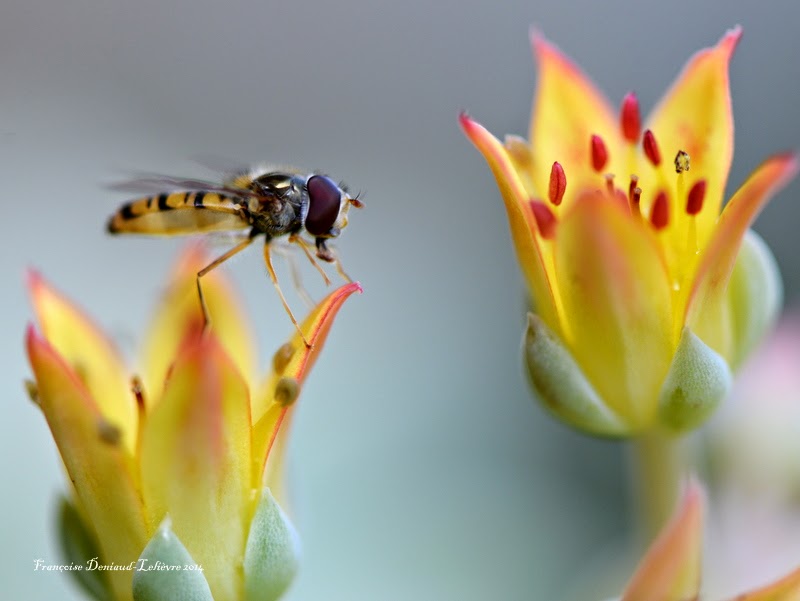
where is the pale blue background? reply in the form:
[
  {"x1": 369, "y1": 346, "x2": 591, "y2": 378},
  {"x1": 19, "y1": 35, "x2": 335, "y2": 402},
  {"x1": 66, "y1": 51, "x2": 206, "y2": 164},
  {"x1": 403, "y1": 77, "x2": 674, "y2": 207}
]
[{"x1": 2, "y1": 0, "x2": 799, "y2": 599}]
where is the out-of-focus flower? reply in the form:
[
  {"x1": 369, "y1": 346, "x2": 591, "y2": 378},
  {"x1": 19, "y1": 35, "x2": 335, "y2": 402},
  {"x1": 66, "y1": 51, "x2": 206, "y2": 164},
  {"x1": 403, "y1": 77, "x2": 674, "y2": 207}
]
[
  {"x1": 461, "y1": 28, "x2": 796, "y2": 436},
  {"x1": 619, "y1": 479, "x2": 800, "y2": 601},
  {"x1": 702, "y1": 316, "x2": 800, "y2": 596},
  {"x1": 25, "y1": 245, "x2": 360, "y2": 601}
]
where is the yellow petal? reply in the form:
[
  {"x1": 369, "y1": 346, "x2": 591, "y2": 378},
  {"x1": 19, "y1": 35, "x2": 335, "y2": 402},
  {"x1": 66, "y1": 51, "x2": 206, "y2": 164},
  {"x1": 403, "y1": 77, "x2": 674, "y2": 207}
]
[
  {"x1": 27, "y1": 326, "x2": 147, "y2": 601},
  {"x1": 140, "y1": 243, "x2": 256, "y2": 406},
  {"x1": 252, "y1": 282, "x2": 361, "y2": 504},
  {"x1": 733, "y1": 566, "x2": 800, "y2": 601},
  {"x1": 686, "y1": 153, "x2": 798, "y2": 359},
  {"x1": 529, "y1": 30, "x2": 621, "y2": 200},
  {"x1": 622, "y1": 479, "x2": 704, "y2": 601},
  {"x1": 459, "y1": 113, "x2": 563, "y2": 335},
  {"x1": 139, "y1": 332, "x2": 252, "y2": 601},
  {"x1": 645, "y1": 27, "x2": 741, "y2": 241},
  {"x1": 554, "y1": 194, "x2": 673, "y2": 429},
  {"x1": 28, "y1": 272, "x2": 137, "y2": 454}
]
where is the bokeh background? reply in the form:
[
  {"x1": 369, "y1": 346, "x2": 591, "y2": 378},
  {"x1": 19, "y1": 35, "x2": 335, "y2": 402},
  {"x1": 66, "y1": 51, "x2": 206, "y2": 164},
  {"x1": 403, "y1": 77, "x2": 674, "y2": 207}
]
[{"x1": 2, "y1": 0, "x2": 799, "y2": 599}]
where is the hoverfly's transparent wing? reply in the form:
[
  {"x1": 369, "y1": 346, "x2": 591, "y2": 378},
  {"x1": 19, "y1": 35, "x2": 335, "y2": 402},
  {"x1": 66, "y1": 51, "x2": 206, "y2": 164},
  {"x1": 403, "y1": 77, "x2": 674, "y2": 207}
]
[{"x1": 107, "y1": 174, "x2": 259, "y2": 199}]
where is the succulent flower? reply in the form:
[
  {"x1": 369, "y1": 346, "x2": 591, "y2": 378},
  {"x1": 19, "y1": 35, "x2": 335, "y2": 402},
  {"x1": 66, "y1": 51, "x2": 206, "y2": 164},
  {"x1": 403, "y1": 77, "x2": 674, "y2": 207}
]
[
  {"x1": 461, "y1": 28, "x2": 796, "y2": 435},
  {"x1": 25, "y1": 245, "x2": 360, "y2": 601}
]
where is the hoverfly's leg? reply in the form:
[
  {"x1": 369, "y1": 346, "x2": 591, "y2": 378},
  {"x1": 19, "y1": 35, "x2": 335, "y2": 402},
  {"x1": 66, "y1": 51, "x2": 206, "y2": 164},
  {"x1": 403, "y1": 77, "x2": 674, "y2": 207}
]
[
  {"x1": 316, "y1": 238, "x2": 352, "y2": 283},
  {"x1": 196, "y1": 236, "x2": 254, "y2": 330},
  {"x1": 274, "y1": 243, "x2": 315, "y2": 309},
  {"x1": 288, "y1": 234, "x2": 331, "y2": 287},
  {"x1": 262, "y1": 242, "x2": 312, "y2": 348}
]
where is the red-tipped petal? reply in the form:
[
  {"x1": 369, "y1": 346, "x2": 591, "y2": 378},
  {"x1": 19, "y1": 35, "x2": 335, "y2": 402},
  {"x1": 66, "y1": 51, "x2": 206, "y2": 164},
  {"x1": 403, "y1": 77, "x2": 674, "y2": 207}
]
[
  {"x1": 26, "y1": 326, "x2": 148, "y2": 600},
  {"x1": 555, "y1": 194, "x2": 673, "y2": 427},
  {"x1": 685, "y1": 153, "x2": 798, "y2": 357},
  {"x1": 460, "y1": 112, "x2": 562, "y2": 331},
  {"x1": 645, "y1": 27, "x2": 742, "y2": 232},
  {"x1": 141, "y1": 243, "x2": 256, "y2": 404},
  {"x1": 252, "y1": 282, "x2": 362, "y2": 498},
  {"x1": 27, "y1": 271, "x2": 137, "y2": 454},
  {"x1": 139, "y1": 332, "x2": 252, "y2": 601},
  {"x1": 621, "y1": 479, "x2": 704, "y2": 601},
  {"x1": 529, "y1": 30, "x2": 620, "y2": 193}
]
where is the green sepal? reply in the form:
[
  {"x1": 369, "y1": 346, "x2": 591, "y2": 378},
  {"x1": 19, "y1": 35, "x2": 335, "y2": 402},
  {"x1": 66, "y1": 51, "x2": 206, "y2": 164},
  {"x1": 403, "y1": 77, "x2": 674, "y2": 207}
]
[
  {"x1": 243, "y1": 488, "x2": 300, "y2": 601},
  {"x1": 727, "y1": 229, "x2": 783, "y2": 370},
  {"x1": 658, "y1": 327, "x2": 732, "y2": 433},
  {"x1": 56, "y1": 496, "x2": 112, "y2": 601},
  {"x1": 523, "y1": 313, "x2": 628, "y2": 437},
  {"x1": 132, "y1": 518, "x2": 213, "y2": 601}
]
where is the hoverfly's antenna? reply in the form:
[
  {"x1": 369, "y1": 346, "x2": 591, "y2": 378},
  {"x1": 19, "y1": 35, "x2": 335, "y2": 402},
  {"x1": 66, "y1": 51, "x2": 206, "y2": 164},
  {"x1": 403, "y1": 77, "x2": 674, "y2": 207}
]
[{"x1": 349, "y1": 192, "x2": 365, "y2": 209}]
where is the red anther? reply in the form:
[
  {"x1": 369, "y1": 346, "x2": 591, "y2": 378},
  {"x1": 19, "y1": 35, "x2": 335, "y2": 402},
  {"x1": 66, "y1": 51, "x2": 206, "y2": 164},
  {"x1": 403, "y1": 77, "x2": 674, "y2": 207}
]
[
  {"x1": 529, "y1": 200, "x2": 557, "y2": 239},
  {"x1": 604, "y1": 173, "x2": 615, "y2": 194},
  {"x1": 548, "y1": 161, "x2": 566, "y2": 206},
  {"x1": 650, "y1": 191, "x2": 669, "y2": 230},
  {"x1": 686, "y1": 180, "x2": 707, "y2": 215},
  {"x1": 620, "y1": 92, "x2": 641, "y2": 143},
  {"x1": 590, "y1": 134, "x2": 609, "y2": 172},
  {"x1": 643, "y1": 129, "x2": 662, "y2": 166},
  {"x1": 628, "y1": 175, "x2": 639, "y2": 201}
]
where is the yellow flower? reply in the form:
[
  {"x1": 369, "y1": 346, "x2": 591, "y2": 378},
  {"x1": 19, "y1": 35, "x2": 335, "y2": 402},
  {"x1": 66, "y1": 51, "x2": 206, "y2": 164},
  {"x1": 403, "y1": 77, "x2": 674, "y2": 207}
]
[
  {"x1": 25, "y1": 245, "x2": 360, "y2": 601},
  {"x1": 461, "y1": 28, "x2": 797, "y2": 435},
  {"x1": 619, "y1": 479, "x2": 800, "y2": 601}
]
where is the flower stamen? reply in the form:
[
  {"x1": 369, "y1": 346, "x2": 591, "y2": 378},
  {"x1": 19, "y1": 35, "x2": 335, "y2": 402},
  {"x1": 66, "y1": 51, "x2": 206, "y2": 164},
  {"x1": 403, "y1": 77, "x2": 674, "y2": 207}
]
[
  {"x1": 590, "y1": 134, "x2": 609, "y2": 172},
  {"x1": 650, "y1": 191, "x2": 669, "y2": 230},
  {"x1": 674, "y1": 150, "x2": 691, "y2": 173},
  {"x1": 643, "y1": 130, "x2": 662, "y2": 167},
  {"x1": 686, "y1": 180, "x2": 707, "y2": 215},
  {"x1": 548, "y1": 161, "x2": 567, "y2": 206},
  {"x1": 631, "y1": 186, "x2": 642, "y2": 218},
  {"x1": 620, "y1": 92, "x2": 641, "y2": 143}
]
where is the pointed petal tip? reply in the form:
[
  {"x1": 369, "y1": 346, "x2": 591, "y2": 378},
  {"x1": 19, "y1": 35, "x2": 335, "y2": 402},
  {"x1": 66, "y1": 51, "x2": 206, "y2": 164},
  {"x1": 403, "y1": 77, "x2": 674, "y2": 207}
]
[{"x1": 720, "y1": 24, "x2": 743, "y2": 55}]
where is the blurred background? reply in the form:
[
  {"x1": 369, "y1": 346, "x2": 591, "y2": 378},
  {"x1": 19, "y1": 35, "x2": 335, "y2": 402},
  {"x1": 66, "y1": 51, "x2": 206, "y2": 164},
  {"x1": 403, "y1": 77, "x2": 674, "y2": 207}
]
[{"x1": 2, "y1": 0, "x2": 799, "y2": 599}]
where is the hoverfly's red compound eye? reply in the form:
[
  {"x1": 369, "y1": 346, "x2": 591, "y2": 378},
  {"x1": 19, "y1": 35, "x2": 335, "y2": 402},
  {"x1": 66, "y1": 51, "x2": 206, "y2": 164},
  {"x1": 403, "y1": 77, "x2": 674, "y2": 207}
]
[{"x1": 305, "y1": 175, "x2": 342, "y2": 236}]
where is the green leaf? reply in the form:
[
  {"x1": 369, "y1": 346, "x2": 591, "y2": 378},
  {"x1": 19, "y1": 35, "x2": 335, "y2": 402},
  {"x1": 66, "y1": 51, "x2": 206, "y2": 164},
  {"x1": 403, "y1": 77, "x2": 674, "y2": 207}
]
[
  {"x1": 523, "y1": 313, "x2": 628, "y2": 436},
  {"x1": 56, "y1": 497, "x2": 112, "y2": 601},
  {"x1": 132, "y1": 518, "x2": 213, "y2": 601},
  {"x1": 243, "y1": 488, "x2": 300, "y2": 601},
  {"x1": 658, "y1": 327, "x2": 732, "y2": 432}
]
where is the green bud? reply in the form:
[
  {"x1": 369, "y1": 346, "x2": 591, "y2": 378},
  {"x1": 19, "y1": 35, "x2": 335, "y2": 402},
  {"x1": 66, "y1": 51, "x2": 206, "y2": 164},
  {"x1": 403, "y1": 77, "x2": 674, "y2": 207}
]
[
  {"x1": 523, "y1": 313, "x2": 628, "y2": 436},
  {"x1": 727, "y1": 230, "x2": 783, "y2": 370},
  {"x1": 132, "y1": 518, "x2": 213, "y2": 601},
  {"x1": 244, "y1": 488, "x2": 300, "y2": 601},
  {"x1": 658, "y1": 327, "x2": 732, "y2": 432},
  {"x1": 56, "y1": 497, "x2": 112, "y2": 601}
]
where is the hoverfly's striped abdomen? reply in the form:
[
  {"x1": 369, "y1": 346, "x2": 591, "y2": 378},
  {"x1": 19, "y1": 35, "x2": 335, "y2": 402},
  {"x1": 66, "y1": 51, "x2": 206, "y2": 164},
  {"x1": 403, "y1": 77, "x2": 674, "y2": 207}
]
[{"x1": 107, "y1": 191, "x2": 249, "y2": 235}]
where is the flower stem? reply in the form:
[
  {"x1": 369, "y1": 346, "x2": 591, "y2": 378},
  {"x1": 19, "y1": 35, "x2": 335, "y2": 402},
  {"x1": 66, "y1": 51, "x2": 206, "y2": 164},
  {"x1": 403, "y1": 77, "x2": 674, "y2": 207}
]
[{"x1": 628, "y1": 431, "x2": 688, "y2": 544}]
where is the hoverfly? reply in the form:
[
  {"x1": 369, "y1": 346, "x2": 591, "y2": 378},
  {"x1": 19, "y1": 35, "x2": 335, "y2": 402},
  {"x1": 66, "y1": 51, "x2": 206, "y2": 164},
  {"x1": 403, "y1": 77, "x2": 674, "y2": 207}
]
[{"x1": 107, "y1": 166, "x2": 363, "y2": 346}]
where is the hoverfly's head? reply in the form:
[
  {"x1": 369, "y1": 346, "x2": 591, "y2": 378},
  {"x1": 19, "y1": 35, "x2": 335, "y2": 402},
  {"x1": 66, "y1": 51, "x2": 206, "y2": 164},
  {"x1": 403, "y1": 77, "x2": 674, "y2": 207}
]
[{"x1": 304, "y1": 175, "x2": 363, "y2": 240}]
